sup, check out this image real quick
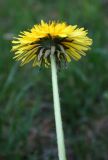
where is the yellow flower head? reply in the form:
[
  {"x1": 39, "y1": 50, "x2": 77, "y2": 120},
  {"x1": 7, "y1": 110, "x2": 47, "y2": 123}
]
[{"x1": 11, "y1": 20, "x2": 92, "y2": 67}]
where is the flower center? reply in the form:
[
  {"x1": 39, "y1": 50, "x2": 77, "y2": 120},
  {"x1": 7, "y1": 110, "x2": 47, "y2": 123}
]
[{"x1": 39, "y1": 37, "x2": 54, "y2": 49}]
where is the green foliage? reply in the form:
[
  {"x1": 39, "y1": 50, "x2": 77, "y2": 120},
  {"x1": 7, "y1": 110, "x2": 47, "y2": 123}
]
[{"x1": 0, "y1": 0, "x2": 108, "y2": 159}]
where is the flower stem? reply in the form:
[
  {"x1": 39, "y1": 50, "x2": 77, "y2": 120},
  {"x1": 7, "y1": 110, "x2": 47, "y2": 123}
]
[{"x1": 50, "y1": 54, "x2": 67, "y2": 160}]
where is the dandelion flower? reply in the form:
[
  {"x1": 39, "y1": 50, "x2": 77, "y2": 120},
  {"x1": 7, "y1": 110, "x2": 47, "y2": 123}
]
[{"x1": 11, "y1": 20, "x2": 92, "y2": 67}]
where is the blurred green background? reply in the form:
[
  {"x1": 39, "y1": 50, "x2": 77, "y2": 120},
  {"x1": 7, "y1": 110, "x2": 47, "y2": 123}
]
[{"x1": 0, "y1": 0, "x2": 108, "y2": 159}]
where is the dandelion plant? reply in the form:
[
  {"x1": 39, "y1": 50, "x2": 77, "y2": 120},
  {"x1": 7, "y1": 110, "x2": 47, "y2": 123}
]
[{"x1": 12, "y1": 20, "x2": 92, "y2": 160}]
